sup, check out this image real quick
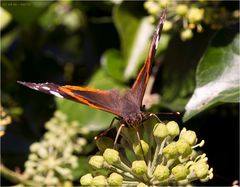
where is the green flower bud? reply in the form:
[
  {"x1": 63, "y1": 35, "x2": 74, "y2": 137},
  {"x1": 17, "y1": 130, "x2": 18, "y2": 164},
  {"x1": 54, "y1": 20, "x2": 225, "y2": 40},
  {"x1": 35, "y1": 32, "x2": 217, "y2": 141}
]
[
  {"x1": 181, "y1": 29, "x2": 193, "y2": 41},
  {"x1": 80, "y1": 173, "x2": 93, "y2": 186},
  {"x1": 103, "y1": 148, "x2": 120, "y2": 165},
  {"x1": 166, "y1": 121, "x2": 180, "y2": 137},
  {"x1": 163, "y1": 142, "x2": 178, "y2": 158},
  {"x1": 29, "y1": 153, "x2": 38, "y2": 161},
  {"x1": 193, "y1": 161, "x2": 209, "y2": 178},
  {"x1": 153, "y1": 165, "x2": 170, "y2": 181},
  {"x1": 176, "y1": 139, "x2": 192, "y2": 157},
  {"x1": 233, "y1": 10, "x2": 240, "y2": 18},
  {"x1": 144, "y1": 1, "x2": 161, "y2": 16},
  {"x1": 33, "y1": 175, "x2": 45, "y2": 182},
  {"x1": 133, "y1": 140, "x2": 149, "y2": 156},
  {"x1": 63, "y1": 181, "x2": 73, "y2": 187},
  {"x1": 163, "y1": 21, "x2": 173, "y2": 32},
  {"x1": 158, "y1": 0, "x2": 169, "y2": 8},
  {"x1": 153, "y1": 123, "x2": 168, "y2": 139},
  {"x1": 177, "y1": 179, "x2": 188, "y2": 185},
  {"x1": 180, "y1": 130, "x2": 197, "y2": 145},
  {"x1": 187, "y1": 8, "x2": 204, "y2": 23},
  {"x1": 137, "y1": 182, "x2": 148, "y2": 187},
  {"x1": 176, "y1": 4, "x2": 188, "y2": 16},
  {"x1": 91, "y1": 175, "x2": 107, "y2": 186},
  {"x1": 108, "y1": 172, "x2": 123, "y2": 186},
  {"x1": 131, "y1": 160, "x2": 147, "y2": 175},
  {"x1": 89, "y1": 155, "x2": 104, "y2": 169},
  {"x1": 96, "y1": 137, "x2": 114, "y2": 152},
  {"x1": 171, "y1": 165, "x2": 190, "y2": 181},
  {"x1": 30, "y1": 143, "x2": 40, "y2": 152}
]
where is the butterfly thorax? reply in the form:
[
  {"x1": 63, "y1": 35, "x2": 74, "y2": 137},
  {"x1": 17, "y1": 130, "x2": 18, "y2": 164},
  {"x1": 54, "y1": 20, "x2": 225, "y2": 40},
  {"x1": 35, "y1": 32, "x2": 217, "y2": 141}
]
[{"x1": 122, "y1": 111, "x2": 148, "y2": 129}]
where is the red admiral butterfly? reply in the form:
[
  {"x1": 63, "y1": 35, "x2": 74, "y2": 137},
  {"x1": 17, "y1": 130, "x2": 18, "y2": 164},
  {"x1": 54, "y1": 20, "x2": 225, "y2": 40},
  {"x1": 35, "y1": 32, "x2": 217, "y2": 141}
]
[{"x1": 18, "y1": 10, "x2": 166, "y2": 132}]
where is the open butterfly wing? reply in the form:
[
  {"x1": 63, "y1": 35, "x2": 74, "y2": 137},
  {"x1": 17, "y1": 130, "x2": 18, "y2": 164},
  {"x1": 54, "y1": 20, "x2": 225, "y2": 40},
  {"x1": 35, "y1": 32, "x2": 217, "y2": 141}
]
[
  {"x1": 130, "y1": 10, "x2": 166, "y2": 107},
  {"x1": 17, "y1": 81, "x2": 122, "y2": 116}
]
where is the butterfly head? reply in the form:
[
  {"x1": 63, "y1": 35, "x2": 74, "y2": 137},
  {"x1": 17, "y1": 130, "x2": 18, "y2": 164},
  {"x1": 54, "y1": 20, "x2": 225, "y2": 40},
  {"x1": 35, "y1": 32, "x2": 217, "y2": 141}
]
[{"x1": 122, "y1": 112, "x2": 149, "y2": 129}]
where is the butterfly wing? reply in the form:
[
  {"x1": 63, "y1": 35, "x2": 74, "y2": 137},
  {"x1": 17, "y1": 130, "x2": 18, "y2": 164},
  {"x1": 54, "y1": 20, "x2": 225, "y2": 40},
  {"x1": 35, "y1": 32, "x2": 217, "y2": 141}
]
[
  {"x1": 130, "y1": 10, "x2": 166, "y2": 107},
  {"x1": 17, "y1": 81, "x2": 122, "y2": 116}
]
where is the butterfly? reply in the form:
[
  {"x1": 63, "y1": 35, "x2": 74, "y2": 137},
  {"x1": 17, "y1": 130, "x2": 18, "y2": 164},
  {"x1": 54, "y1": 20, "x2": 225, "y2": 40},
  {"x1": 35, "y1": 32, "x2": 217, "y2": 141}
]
[{"x1": 18, "y1": 10, "x2": 166, "y2": 133}]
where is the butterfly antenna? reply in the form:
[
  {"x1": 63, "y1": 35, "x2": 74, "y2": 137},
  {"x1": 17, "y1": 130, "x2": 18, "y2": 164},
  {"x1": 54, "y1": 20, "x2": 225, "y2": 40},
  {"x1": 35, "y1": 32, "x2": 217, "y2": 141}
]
[{"x1": 155, "y1": 112, "x2": 181, "y2": 116}]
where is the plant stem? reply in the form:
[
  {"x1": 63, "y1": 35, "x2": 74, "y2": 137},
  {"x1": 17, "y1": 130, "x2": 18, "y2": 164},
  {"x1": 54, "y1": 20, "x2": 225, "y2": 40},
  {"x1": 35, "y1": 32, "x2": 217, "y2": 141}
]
[{"x1": 0, "y1": 164, "x2": 34, "y2": 186}]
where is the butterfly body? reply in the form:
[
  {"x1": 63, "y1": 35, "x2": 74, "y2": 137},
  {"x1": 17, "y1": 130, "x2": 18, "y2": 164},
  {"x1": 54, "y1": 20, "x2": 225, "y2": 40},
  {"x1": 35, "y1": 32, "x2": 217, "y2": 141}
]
[{"x1": 18, "y1": 10, "x2": 166, "y2": 129}]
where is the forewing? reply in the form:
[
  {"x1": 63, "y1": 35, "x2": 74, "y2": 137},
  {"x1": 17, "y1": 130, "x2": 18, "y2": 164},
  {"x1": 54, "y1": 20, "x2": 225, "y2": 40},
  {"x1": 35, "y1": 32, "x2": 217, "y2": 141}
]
[
  {"x1": 17, "y1": 81, "x2": 122, "y2": 116},
  {"x1": 130, "y1": 10, "x2": 166, "y2": 106}
]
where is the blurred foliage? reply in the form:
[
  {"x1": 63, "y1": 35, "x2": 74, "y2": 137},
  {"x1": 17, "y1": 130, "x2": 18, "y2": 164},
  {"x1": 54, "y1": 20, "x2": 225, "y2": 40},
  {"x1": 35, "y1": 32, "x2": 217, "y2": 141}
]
[
  {"x1": 0, "y1": 0, "x2": 239, "y2": 186},
  {"x1": 0, "y1": 105, "x2": 12, "y2": 137}
]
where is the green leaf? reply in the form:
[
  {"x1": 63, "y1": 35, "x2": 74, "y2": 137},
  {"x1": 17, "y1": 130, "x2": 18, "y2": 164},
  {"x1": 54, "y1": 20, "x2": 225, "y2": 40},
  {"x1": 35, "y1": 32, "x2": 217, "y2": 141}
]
[
  {"x1": 1, "y1": 1, "x2": 51, "y2": 25},
  {"x1": 72, "y1": 156, "x2": 91, "y2": 179},
  {"x1": 113, "y1": 3, "x2": 155, "y2": 80},
  {"x1": 183, "y1": 29, "x2": 240, "y2": 122},
  {"x1": 160, "y1": 30, "x2": 215, "y2": 111},
  {"x1": 101, "y1": 49, "x2": 124, "y2": 82},
  {"x1": 56, "y1": 69, "x2": 126, "y2": 131}
]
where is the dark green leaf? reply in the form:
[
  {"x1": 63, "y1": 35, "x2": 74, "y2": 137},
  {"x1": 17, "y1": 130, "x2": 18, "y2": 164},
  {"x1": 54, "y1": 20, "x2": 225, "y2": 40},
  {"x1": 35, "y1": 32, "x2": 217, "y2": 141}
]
[
  {"x1": 184, "y1": 28, "x2": 240, "y2": 122},
  {"x1": 160, "y1": 31, "x2": 215, "y2": 111}
]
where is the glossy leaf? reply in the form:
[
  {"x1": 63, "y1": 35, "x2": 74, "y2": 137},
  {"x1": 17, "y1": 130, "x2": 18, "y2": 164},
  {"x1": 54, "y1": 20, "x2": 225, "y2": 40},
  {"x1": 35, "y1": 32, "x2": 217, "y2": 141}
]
[
  {"x1": 160, "y1": 30, "x2": 215, "y2": 111},
  {"x1": 113, "y1": 3, "x2": 155, "y2": 80},
  {"x1": 184, "y1": 29, "x2": 239, "y2": 122}
]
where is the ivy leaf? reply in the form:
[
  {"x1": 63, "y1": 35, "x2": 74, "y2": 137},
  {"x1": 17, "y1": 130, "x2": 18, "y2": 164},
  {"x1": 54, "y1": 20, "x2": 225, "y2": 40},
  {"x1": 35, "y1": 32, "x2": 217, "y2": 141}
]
[
  {"x1": 72, "y1": 157, "x2": 91, "y2": 179},
  {"x1": 183, "y1": 27, "x2": 240, "y2": 122},
  {"x1": 101, "y1": 49, "x2": 124, "y2": 82},
  {"x1": 2, "y1": 1, "x2": 51, "y2": 25},
  {"x1": 113, "y1": 2, "x2": 155, "y2": 80},
  {"x1": 160, "y1": 30, "x2": 215, "y2": 111},
  {"x1": 103, "y1": 3, "x2": 170, "y2": 82}
]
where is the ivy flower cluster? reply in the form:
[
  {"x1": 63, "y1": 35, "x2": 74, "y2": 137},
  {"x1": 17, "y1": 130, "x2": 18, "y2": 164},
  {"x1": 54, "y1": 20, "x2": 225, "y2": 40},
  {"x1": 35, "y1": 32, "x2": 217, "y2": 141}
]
[
  {"x1": 22, "y1": 111, "x2": 88, "y2": 186},
  {"x1": 0, "y1": 105, "x2": 12, "y2": 137},
  {"x1": 80, "y1": 119, "x2": 213, "y2": 186},
  {"x1": 144, "y1": 0, "x2": 239, "y2": 41}
]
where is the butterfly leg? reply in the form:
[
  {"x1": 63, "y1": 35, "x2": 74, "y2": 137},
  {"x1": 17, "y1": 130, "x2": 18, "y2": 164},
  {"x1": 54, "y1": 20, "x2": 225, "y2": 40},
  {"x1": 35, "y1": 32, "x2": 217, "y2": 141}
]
[
  {"x1": 94, "y1": 117, "x2": 120, "y2": 140},
  {"x1": 113, "y1": 123, "x2": 125, "y2": 148},
  {"x1": 136, "y1": 129, "x2": 147, "y2": 164}
]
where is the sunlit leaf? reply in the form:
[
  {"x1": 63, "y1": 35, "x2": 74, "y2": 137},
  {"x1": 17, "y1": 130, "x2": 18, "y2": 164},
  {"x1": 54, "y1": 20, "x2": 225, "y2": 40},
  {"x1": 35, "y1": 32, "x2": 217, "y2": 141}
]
[
  {"x1": 101, "y1": 49, "x2": 124, "y2": 82},
  {"x1": 113, "y1": 3, "x2": 155, "y2": 80},
  {"x1": 183, "y1": 28, "x2": 239, "y2": 122}
]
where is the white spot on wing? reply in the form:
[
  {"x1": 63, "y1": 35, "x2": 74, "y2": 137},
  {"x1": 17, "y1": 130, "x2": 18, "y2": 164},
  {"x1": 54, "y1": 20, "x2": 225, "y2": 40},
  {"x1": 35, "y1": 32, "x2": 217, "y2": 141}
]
[
  {"x1": 32, "y1": 87, "x2": 39, "y2": 91},
  {"x1": 155, "y1": 27, "x2": 160, "y2": 50},
  {"x1": 42, "y1": 86, "x2": 50, "y2": 90},
  {"x1": 50, "y1": 90, "x2": 63, "y2": 98}
]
